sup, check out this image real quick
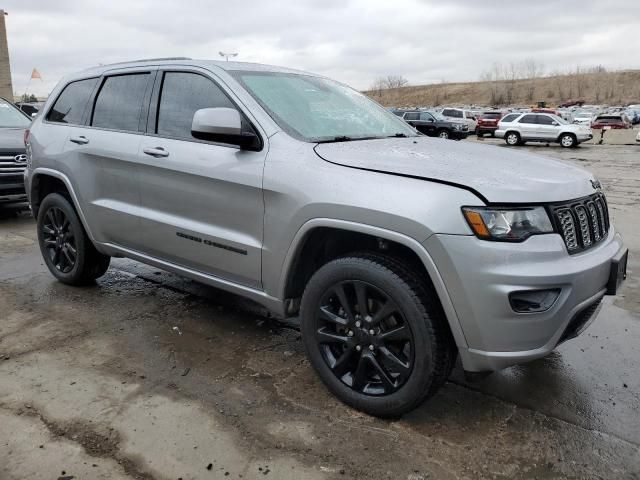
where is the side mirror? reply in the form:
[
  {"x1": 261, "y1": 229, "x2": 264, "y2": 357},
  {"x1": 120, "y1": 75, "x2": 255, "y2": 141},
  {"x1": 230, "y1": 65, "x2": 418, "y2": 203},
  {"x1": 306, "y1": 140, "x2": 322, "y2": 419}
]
[
  {"x1": 551, "y1": 121, "x2": 558, "y2": 126},
  {"x1": 31, "y1": 112, "x2": 38, "y2": 118},
  {"x1": 191, "y1": 107, "x2": 260, "y2": 150}
]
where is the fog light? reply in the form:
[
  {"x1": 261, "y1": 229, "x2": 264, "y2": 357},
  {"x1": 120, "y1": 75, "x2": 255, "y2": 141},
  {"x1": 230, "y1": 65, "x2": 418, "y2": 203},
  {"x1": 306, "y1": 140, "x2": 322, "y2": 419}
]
[{"x1": 509, "y1": 289, "x2": 561, "y2": 313}]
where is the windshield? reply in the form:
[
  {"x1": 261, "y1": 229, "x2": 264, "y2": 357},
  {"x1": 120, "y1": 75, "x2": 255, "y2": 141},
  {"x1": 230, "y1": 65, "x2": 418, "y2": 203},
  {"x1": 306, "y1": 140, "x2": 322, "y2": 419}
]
[
  {"x1": 427, "y1": 111, "x2": 446, "y2": 121},
  {"x1": 0, "y1": 99, "x2": 31, "y2": 128},
  {"x1": 231, "y1": 71, "x2": 417, "y2": 142},
  {"x1": 549, "y1": 114, "x2": 569, "y2": 125}
]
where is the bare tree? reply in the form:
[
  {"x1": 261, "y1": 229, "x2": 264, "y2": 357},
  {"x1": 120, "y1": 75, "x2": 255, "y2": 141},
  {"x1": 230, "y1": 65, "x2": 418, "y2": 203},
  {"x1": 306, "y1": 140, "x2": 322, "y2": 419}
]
[
  {"x1": 383, "y1": 75, "x2": 409, "y2": 89},
  {"x1": 370, "y1": 77, "x2": 387, "y2": 97},
  {"x1": 523, "y1": 58, "x2": 544, "y2": 102}
]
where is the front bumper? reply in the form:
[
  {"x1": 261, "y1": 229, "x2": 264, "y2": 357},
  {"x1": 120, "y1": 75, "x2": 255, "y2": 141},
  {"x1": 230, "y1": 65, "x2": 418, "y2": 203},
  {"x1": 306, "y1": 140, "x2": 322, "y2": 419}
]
[
  {"x1": 450, "y1": 130, "x2": 469, "y2": 140},
  {"x1": 424, "y1": 229, "x2": 626, "y2": 371}
]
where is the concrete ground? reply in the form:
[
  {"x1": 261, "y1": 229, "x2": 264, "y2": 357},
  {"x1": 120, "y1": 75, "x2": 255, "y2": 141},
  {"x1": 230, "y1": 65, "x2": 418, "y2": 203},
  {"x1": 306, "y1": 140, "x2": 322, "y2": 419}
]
[{"x1": 1, "y1": 142, "x2": 639, "y2": 480}]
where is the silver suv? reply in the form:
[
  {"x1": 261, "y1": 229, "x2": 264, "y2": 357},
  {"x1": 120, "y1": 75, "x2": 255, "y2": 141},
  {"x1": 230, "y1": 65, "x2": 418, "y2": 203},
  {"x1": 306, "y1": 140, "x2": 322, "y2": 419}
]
[
  {"x1": 24, "y1": 59, "x2": 627, "y2": 417},
  {"x1": 496, "y1": 112, "x2": 593, "y2": 147}
]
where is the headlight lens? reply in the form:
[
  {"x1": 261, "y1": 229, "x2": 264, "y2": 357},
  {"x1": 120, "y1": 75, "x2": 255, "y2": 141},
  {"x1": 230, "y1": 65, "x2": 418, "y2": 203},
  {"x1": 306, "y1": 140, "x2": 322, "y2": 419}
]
[
  {"x1": 462, "y1": 206, "x2": 553, "y2": 241},
  {"x1": 452, "y1": 123, "x2": 462, "y2": 130}
]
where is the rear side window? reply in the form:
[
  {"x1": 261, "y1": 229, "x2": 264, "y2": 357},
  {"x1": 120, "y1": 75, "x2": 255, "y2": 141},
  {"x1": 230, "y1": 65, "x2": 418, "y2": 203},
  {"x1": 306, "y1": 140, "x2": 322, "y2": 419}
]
[
  {"x1": 47, "y1": 78, "x2": 98, "y2": 125},
  {"x1": 156, "y1": 72, "x2": 235, "y2": 140},
  {"x1": 91, "y1": 73, "x2": 150, "y2": 132},
  {"x1": 519, "y1": 114, "x2": 538, "y2": 124},
  {"x1": 403, "y1": 112, "x2": 419, "y2": 121},
  {"x1": 500, "y1": 114, "x2": 519, "y2": 122}
]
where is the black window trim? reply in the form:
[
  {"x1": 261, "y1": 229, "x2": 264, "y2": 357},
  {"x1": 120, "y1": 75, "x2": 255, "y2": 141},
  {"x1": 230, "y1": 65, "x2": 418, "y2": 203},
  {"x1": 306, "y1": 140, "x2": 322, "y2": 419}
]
[
  {"x1": 43, "y1": 76, "x2": 101, "y2": 127},
  {"x1": 145, "y1": 67, "x2": 264, "y2": 151},
  {"x1": 88, "y1": 70, "x2": 157, "y2": 135}
]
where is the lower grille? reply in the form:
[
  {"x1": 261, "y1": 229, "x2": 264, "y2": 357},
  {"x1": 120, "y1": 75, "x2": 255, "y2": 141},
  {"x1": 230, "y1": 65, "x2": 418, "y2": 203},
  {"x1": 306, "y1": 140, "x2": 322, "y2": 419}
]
[
  {"x1": 558, "y1": 299, "x2": 602, "y2": 344},
  {"x1": 550, "y1": 193, "x2": 609, "y2": 254}
]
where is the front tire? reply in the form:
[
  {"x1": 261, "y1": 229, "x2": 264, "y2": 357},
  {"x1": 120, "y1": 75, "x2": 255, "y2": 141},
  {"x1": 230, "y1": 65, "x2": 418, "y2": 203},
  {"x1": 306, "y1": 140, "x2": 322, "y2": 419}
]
[
  {"x1": 37, "y1": 193, "x2": 110, "y2": 285},
  {"x1": 560, "y1": 133, "x2": 577, "y2": 148},
  {"x1": 300, "y1": 254, "x2": 456, "y2": 417},
  {"x1": 437, "y1": 129, "x2": 450, "y2": 139}
]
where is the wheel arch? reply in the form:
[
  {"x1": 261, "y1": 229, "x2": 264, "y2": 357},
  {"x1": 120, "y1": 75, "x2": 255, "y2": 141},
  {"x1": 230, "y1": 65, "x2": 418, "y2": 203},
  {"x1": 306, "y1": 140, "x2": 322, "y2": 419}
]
[
  {"x1": 278, "y1": 218, "x2": 468, "y2": 349},
  {"x1": 30, "y1": 168, "x2": 96, "y2": 241}
]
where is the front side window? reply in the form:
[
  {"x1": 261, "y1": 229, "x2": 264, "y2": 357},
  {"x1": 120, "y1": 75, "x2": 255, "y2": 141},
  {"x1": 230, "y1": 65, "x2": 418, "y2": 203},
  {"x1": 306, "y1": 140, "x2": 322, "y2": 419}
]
[
  {"x1": 232, "y1": 71, "x2": 416, "y2": 142},
  {"x1": 519, "y1": 114, "x2": 538, "y2": 124},
  {"x1": 92, "y1": 73, "x2": 150, "y2": 132},
  {"x1": 156, "y1": 72, "x2": 236, "y2": 139},
  {"x1": 0, "y1": 98, "x2": 31, "y2": 128},
  {"x1": 420, "y1": 112, "x2": 435, "y2": 121},
  {"x1": 47, "y1": 78, "x2": 98, "y2": 125},
  {"x1": 537, "y1": 115, "x2": 556, "y2": 125}
]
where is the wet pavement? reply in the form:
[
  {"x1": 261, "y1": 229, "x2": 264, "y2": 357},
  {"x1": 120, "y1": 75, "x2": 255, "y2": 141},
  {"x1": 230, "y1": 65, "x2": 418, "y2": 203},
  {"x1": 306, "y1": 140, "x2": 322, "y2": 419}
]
[{"x1": 1, "y1": 142, "x2": 639, "y2": 480}]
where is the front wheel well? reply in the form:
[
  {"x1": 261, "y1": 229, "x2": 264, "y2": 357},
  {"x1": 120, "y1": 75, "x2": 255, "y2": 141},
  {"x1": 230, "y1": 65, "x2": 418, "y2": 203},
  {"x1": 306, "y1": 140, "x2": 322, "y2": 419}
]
[
  {"x1": 283, "y1": 228, "x2": 442, "y2": 316},
  {"x1": 30, "y1": 174, "x2": 71, "y2": 218}
]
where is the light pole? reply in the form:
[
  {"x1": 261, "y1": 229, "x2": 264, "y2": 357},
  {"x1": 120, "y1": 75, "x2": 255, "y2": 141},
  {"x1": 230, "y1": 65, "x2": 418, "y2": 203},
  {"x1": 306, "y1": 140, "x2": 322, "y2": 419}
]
[{"x1": 219, "y1": 51, "x2": 238, "y2": 62}]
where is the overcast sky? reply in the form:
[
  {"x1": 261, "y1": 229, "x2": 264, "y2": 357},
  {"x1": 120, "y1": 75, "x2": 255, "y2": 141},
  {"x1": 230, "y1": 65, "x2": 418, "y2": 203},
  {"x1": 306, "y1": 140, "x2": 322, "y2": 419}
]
[{"x1": 4, "y1": 0, "x2": 640, "y2": 97}]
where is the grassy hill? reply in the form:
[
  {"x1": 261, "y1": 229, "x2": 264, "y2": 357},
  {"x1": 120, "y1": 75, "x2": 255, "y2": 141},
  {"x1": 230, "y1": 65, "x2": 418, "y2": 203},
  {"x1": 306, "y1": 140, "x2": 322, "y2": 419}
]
[{"x1": 365, "y1": 69, "x2": 640, "y2": 108}]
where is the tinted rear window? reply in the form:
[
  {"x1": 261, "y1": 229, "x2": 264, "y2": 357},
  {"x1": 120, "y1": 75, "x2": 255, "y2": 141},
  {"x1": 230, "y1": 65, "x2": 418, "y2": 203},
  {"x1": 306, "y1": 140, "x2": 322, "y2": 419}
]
[
  {"x1": 47, "y1": 78, "x2": 98, "y2": 125},
  {"x1": 91, "y1": 74, "x2": 150, "y2": 132},
  {"x1": 481, "y1": 112, "x2": 501, "y2": 119},
  {"x1": 500, "y1": 114, "x2": 519, "y2": 122}
]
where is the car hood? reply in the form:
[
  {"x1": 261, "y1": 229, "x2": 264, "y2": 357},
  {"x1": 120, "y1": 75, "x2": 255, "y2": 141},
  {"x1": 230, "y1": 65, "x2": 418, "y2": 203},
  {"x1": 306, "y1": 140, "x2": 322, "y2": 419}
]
[
  {"x1": 0, "y1": 128, "x2": 26, "y2": 152},
  {"x1": 314, "y1": 136, "x2": 598, "y2": 204}
]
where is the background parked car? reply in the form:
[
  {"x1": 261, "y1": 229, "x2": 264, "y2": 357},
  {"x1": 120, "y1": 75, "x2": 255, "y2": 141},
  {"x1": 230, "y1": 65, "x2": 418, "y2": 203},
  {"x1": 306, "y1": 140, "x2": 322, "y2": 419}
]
[
  {"x1": 573, "y1": 109, "x2": 595, "y2": 126},
  {"x1": 0, "y1": 97, "x2": 31, "y2": 206},
  {"x1": 476, "y1": 111, "x2": 504, "y2": 137},
  {"x1": 496, "y1": 112, "x2": 593, "y2": 147},
  {"x1": 591, "y1": 114, "x2": 632, "y2": 129},
  {"x1": 15, "y1": 101, "x2": 44, "y2": 118},
  {"x1": 400, "y1": 110, "x2": 469, "y2": 139},
  {"x1": 440, "y1": 107, "x2": 477, "y2": 133}
]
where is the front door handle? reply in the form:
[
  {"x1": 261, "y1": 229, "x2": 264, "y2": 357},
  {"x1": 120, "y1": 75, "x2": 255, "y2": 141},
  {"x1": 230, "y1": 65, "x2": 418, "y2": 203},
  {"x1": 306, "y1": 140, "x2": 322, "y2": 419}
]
[
  {"x1": 143, "y1": 147, "x2": 169, "y2": 158},
  {"x1": 69, "y1": 136, "x2": 89, "y2": 145}
]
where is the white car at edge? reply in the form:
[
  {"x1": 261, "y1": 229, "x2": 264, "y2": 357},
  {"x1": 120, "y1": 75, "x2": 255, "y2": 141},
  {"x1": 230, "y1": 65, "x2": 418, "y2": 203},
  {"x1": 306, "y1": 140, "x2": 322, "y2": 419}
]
[{"x1": 496, "y1": 112, "x2": 593, "y2": 148}]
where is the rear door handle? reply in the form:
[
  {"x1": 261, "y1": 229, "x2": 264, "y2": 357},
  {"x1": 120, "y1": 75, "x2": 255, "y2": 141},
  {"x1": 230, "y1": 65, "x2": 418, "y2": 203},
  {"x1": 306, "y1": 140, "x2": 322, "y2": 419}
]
[
  {"x1": 69, "y1": 136, "x2": 89, "y2": 145},
  {"x1": 143, "y1": 147, "x2": 169, "y2": 158}
]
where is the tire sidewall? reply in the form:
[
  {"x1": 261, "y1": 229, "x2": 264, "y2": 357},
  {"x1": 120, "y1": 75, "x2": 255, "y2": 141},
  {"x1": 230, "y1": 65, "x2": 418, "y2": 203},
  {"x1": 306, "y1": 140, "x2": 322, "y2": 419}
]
[
  {"x1": 37, "y1": 193, "x2": 90, "y2": 284},
  {"x1": 300, "y1": 258, "x2": 435, "y2": 415}
]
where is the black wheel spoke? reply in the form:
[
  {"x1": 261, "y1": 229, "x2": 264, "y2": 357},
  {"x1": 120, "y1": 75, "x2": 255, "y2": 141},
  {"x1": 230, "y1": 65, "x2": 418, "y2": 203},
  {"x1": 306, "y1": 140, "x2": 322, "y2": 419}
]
[
  {"x1": 319, "y1": 306, "x2": 348, "y2": 326},
  {"x1": 43, "y1": 225, "x2": 55, "y2": 236},
  {"x1": 378, "y1": 324, "x2": 410, "y2": 342},
  {"x1": 317, "y1": 327, "x2": 349, "y2": 344},
  {"x1": 52, "y1": 247, "x2": 61, "y2": 267},
  {"x1": 333, "y1": 284, "x2": 355, "y2": 322},
  {"x1": 332, "y1": 347, "x2": 356, "y2": 378},
  {"x1": 368, "y1": 354, "x2": 397, "y2": 392},
  {"x1": 378, "y1": 346, "x2": 410, "y2": 375},
  {"x1": 354, "y1": 282, "x2": 369, "y2": 316},
  {"x1": 43, "y1": 239, "x2": 57, "y2": 247},
  {"x1": 371, "y1": 300, "x2": 397, "y2": 326},
  {"x1": 62, "y1": 246, "x2": 74, "y2": 266},
  {"x1": 351, "y1": 355, "x2": 369, "y2": 391}
]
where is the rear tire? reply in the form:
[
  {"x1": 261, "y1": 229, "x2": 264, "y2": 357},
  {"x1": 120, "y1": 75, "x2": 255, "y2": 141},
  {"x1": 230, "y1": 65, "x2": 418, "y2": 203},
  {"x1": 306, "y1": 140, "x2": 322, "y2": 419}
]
[
  {"x1": 505, "y1": 131, "x2": 520, "y2": 146},
  {"x1": 37, "y1": 193, "x2": 110, "y2": 286},
  {"x1": 300, "y1": 253, "x2": 456, "y2": 417}
]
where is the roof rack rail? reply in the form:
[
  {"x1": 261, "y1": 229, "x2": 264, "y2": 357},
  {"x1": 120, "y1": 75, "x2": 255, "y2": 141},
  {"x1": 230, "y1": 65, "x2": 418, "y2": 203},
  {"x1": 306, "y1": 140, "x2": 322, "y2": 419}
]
[{"x1": 100, "y1": 57, "x2": 192, "y2": 67}]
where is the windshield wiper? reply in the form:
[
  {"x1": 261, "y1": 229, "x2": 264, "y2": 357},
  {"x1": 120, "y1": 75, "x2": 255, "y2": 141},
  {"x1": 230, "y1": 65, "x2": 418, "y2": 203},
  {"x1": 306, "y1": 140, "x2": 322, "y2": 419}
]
[{"x1": 316, "y1": 135, "x2": 379, "y2": 144}]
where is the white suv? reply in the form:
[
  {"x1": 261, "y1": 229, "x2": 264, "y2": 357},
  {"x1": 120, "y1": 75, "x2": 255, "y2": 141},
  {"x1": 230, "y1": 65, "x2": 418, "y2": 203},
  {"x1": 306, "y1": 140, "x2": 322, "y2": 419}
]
[
  {"x1": 496, "y1": 112, "x2": 593, "y2": 148},
  {"x1": 440, "y1": 108, "x2": 477, "y2": 133}
]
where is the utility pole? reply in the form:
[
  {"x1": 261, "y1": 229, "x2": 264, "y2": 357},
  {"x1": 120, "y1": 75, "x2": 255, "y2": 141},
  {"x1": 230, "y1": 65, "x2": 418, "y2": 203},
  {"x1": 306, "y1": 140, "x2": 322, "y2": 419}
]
[{"x1": 219, "y1": 51, "x2": 238, "y2": 62}]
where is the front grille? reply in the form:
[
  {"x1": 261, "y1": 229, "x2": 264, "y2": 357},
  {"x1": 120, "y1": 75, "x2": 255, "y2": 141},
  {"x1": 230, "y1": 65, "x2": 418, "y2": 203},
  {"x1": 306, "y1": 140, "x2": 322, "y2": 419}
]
[
  {"x1": 550, "y1": 193, "x2": 609, "y2": 254},
  {"x1": 0, "y1": 152, "x2": 27, "y2": 173}
]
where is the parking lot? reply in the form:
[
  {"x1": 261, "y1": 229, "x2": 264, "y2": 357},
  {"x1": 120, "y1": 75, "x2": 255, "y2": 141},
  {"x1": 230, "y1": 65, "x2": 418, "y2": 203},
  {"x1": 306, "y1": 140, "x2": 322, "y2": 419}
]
[{"x1": 0, "y1": 141, "x2": 639, "y2": 480}]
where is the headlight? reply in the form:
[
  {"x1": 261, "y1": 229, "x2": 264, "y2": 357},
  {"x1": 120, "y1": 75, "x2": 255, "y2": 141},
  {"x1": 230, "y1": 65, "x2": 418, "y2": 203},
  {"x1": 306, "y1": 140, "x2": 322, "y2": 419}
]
[
  {"x1": 462, "y1": 206, "x2": 553, "y2": 241},
  {"x1": 452, "y1": 123, "x2": 463, "y2": 130}
]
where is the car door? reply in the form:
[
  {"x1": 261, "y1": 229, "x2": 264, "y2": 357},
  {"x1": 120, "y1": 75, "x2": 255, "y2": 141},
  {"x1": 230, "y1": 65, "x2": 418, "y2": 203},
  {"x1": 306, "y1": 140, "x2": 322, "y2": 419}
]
[
  {"x1": 57, "y1": 69, "x2": 155, "y2": 250},
  {"x1": 517, "y1": 114, "x2": 539, "y2": 139},
  {"x1": 536, "y1": 114, "x2": 560, "y2": 140},
  {"x1": 136, "y1": 69, "x2": 266, "y2": 288},
  {"x1": 419, "y1": 112, "x2": 438, "y2": 135}
]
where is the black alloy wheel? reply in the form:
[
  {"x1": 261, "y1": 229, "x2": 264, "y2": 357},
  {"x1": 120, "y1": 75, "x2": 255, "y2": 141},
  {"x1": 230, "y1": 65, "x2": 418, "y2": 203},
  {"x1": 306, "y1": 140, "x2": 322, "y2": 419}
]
[
  {"x1": 41, "y1": 206, "x2": 77, "y2": 273},
  {"x1": 315, "y1": 280, "x2": 414, "y2": 396}
]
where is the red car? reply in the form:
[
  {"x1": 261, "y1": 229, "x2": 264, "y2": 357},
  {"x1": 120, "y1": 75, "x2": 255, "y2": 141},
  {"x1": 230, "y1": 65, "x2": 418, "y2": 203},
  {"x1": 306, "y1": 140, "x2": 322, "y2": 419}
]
[
  {"x1": 591, "y1": 114, "x2": 632, "y2": 129},
  {"x1": 476, "y1": 111, "x2": 504, "y2": 137}
]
